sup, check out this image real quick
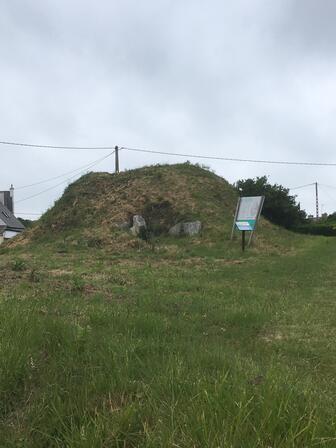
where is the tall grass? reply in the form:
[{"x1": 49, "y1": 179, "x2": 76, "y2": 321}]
[{"x1": 0, "y1": 236, "x2": 336, "y2": 446}]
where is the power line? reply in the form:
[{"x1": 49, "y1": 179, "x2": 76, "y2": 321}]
[
  {"x1": 16, "y1": 151, "x2": 114, "y2": 204},
  {"x1": 16, "y1": 174, "x2": 86, "y2": 204},
  {"x1": 15, "y1": 152, "x2": 115, "y2": 190},
  {"x1": 319, "y1": 183, "x2": 336, "y2": 191},
  {"x1": 121, "y1": 146, "x2": 336, "y2": 167},
  {"x1": 0, "y1": 151, "x2": 114, "y2": 191},
  {"x1": 318, "y1": 185, "x2": 336, "y2": 205},
  {"x1": 0, "y1": 140, "x2": 116, "y2": 151},
  {"x1": 16, "y1": 212, "x2": 42, "y2": 216},
  {"x1": 2, "y1": 139, "x2": 336, "y2": 166},
  {"x1": 289, "y1": 183, "x2": 316, "y2": 191}
]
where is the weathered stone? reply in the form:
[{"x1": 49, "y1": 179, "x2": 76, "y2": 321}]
[
  {"x1": 169, "y1": 221, "x2": 202, "y2": 236},
  {"x1": 130, "y1": 215, "x2": 147, "y2": 236},
  {"x1": 182, "y1": 221, "x2": 202, "y2": 236},
  {"x1": 117, "y1": 221, "x2": 131, "y2": 230},
  {"x1": 169, "y1": 223, "x2": 183, "y2": 236}
]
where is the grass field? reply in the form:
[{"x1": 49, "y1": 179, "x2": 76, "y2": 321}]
[{"x1": 0, "y1": 231, "x2": 336, "y2": 447}]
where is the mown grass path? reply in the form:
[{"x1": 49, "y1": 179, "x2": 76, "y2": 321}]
[{"x1": 0, "y1": 236, "x2": 336, "y2": 447}]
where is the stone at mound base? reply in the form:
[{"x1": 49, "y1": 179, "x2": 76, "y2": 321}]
[
  {"x1": 130, "y1": 215, "x2": 147, "y2": 236},
  {"x1": 116, "y1": 221, "x2": 131, "y2": 230},
  {"x1": 169, "y1": 223, "x2": 183, "y2": 236},
  {"x1": 183, "y1": 221, "x2": 202, "y2": 236},
  {"x1": 169, "y1": 221, "x2": 202, "y2": 236}
]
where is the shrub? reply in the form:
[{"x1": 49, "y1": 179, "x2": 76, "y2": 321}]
[
  {"x1": 11, "y1": 259, "x2": 26, "y2": 272},
  {"x1": 236, "y1": 176, "x2": 306, "y2": 229},
  {"x1": 294, "y1": 223, "x2": 336, "y2": 236}
]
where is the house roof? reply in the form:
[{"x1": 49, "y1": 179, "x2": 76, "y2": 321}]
[{"x1": 0, "y1": 203, "x2": 25, "y2": 231}]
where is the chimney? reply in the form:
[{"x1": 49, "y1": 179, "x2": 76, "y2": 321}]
[
  {"x1": 0, "y1": 188, "x2": 13, "y2": 213},
  {"x1": 10, "y1": 184, "x2": 14, "y2": 214}
]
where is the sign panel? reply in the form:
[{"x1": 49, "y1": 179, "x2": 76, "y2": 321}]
[
  {"x1": 235, "y1": 221, "x2": 254, "y2": 231},
  {"x1": 235, "y1": 196, "x2": 264, "y2": 231}
]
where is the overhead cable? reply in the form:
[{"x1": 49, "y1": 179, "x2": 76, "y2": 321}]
[
  {"x1": 15, "y1": 151, "x2": 114, "y2": 190},
  {"x1": 0, "y1": 140, "x2": 116, "y2": 150},
  {"x1": 319, "y1": 183, "x2": 336, "y2": 191},
  {"x1": 16, "y1": 151, "x2": 114, "y2": 204},
  {"x1": 2, "y1": 139, "x2": 336, "y2": 166},
  {"x1": 289, "y1": 183, "x2": 316, "y2": 191},
  {"x1": 121, "y1": 146, "x2": 336, "y2": 167},
  {"x1": 16, "y1": 212, "x2": 42, "y2": 216}
]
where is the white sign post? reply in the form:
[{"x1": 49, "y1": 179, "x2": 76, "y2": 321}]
[{"x1": 231, "y1": 196, "x2": 264, "y2": 250}]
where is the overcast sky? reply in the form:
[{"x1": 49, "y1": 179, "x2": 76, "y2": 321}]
[{"x1": 1, "y1": 0, "x2": 336, "y2": 218}]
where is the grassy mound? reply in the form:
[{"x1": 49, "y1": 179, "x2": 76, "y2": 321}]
[
  {"x1": 24, "y1": 163, "x2": 237, "y2": 241},
  {"x1": 13, "y1": 162, "x2": 295, "y2": 254}
]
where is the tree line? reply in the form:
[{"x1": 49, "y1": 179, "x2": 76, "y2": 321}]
[{"x1": 236, "y1": 176, "x2": 336, "y2": 235}]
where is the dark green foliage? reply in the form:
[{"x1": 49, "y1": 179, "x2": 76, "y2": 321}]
[
  {"x1": 86, "y1": 237, "x2": 104, "y2": 248},
  {"x1": 295, "y1": 222, "x2": 336, "y2": 236},
  {"x1": 293, "y1": 212, "x2": 336, "y2": 236},
  {"x1": 11, "y1": 258, "x2": 26, "y2": 272},
  {"x1": 236, "y1": 176, "x2": 306, "y2": 229},
  {"x1": 70, "y1": 276, "x2": 85, "y2": 293},
  {"x1": 29, "y1": 268, "x2": 40, "y2": 283},
  {"x1": 326, "y1": 212, "x2": 336, "y2": 223},
  {"x1": 137, "y1": 225, "x2": 151, "y2": 242}
]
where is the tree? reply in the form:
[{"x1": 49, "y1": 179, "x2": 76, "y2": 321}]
[
  {"x1": 236, "y1": 176, "x2": 306, "y2": 229},
  {"x1": 326, "y1": 212, "x2": 336, "y2": 223}
]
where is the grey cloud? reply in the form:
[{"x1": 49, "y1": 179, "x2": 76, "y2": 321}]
[
  {"x1": 276, "y1": 0, "x2": 336, "y2": 56},
  {"x1": 1, "y1": 0, "x2": 336, "y2": 217}
]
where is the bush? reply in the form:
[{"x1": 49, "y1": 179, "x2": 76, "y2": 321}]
[
  {"x1": 294, "y1": 223, "x2": 336, "y2": 236},
  {"x1": 11, "y1": 259, "x2": 26, "y2": 272},
  {"x1": 236, "y1": 176, "x2": 306, "y2": 229}
]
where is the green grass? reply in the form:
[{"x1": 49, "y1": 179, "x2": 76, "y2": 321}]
[{"x1": 0, "y1": 232, "x2": 336, "y2": 447}]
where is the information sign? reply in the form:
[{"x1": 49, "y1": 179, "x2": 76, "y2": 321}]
[
  {"x1": 231, "y1": 196, "x2": 265, "y2": 250},
  {"x1": 235, "y1": 196, "x2": 264, "y2": 231}
]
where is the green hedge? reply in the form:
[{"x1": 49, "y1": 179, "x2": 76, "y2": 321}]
[{"x1": 294, "y1": 223, "x2": 336, "y2": 236}]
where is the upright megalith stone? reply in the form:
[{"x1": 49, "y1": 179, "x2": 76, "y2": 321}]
[
  {"x1": 130, "y1": 215, "x2": 147, "y2": 236},
  {"x1": 168, "y1": 220, "x2": 202, "y2": 236},
  {"x1": 183, "y1": 221, "x2": 202, "y2": 236},
  {"x1": 168, "y1": 223, "x2": 183, "y2": 236}
]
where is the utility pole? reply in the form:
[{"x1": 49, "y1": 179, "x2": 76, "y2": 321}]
[
  {"x1": 315, "y1": 182, "x2": 319, "y2": 220},
  {"x1": 115, "y1": 146, "x2": 119, "y2": 174}
]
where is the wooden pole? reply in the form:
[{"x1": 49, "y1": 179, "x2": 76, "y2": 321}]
[
  {"x1": 242, "y1": 230, "x2": 246, "y2": 252},
  {"x1": 315, "y1": 182, "x2": 319, "y2": 219},
  {"x1": 115, "y1": 146, "x2": 119, "y2": 174}
]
